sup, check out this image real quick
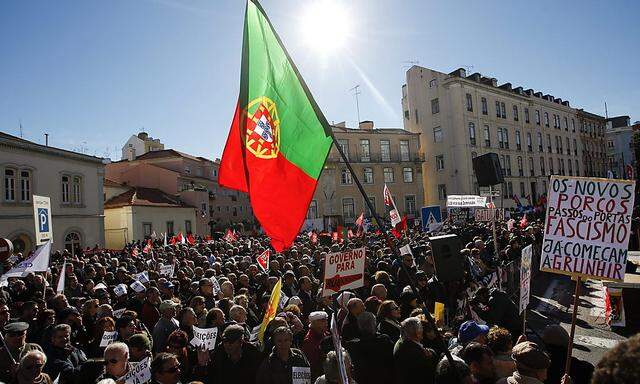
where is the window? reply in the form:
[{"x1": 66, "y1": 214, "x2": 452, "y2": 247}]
[
  {"x1": 72, "y1": 176, "x2": 82, "y2": 204},
  {"x1": 143, "y1": 223, "x2": 152, "y2": 237},
  {"x1": 431, "y1": 98, "x2": 440, "y2": 114},
  {"x1": 338, "y1": 139, "x2": 349, "y2": 161},
  {"x1": 513, "y1": 105, "x2": 519, "y2": 121},
  {"x1": 559, "y1": 136, "x2": 563, "y2": 154},
  {"x1": 520, "y1": 182, "x2": 526, "y2": 197},
  {"x1": 500, "y1": 155, "x2": 506, "y2": 175},
  {"x1": 495, "y1": 101, "x2": 501, "y2": 117},
  {"x1": 438, "y1": 184, "x2": 447, "y2": 200},
  {"x1": 340, "y1": 168, "x2": 353, "y2": 184},
  {"x1": 543, "y1": 180, "x2": 547, "y2": 194},
  {"x1": 184, "y1": 220, "x2": 192, "y2": 233},
  {"x1": 468, "y1": 122, "x2": 476, "y2": 146},
  {"x1": 306, "y1": 200, "x2": 317, "y2": 219},
  {"x1": 549, "y1": 158, "x2": 554, "y2": 174},
  {"x1": 501, "y1": 102, "x2": 506, "y2": 118},
  {"x1": 64, "y1": 232, "x2": 82, "y2": 255},
  {"x1": 404, "y1": 110, "x2": 409, "y2": 120},
  {"x1": 184, "y1": 166, "x2": 191, "y2": 174},
  {"x1": 575, "y1": 160, "x2": 580, "y2": 176},
  {"x1": 537, "y1": 132, "x2": 543, "y2": 152},
  {"x1": 196, "y1": 167, "x2": 203, "y2": 177},
  {"x1": 429, "y1": 78, "x2": 437, "y2": 88},
  {"x1": 365, "y1": 196, "x2": 376, "y2": 216},
  {"x1": 360, "y1": 139, "x2": 370, "y2": 162},
  {"x1": 516, "y1": 131, "x2": 522, "y2": 150},
  {"x1": 435, "y1": 155, "x2": 445, "y2": 171},
  {"x1": 568, "y1": 160, "x2": 573, "y2": 176},
  {"x1": 560, "y1": 159, "x2": 565, "y2": 175},
  {"x1": 529, "y1": 157, "x2": 535, "y2": 176},
  {"x1": 403, "y1": 167, "x2": 414, "y2": 183},
  {"x1": 564, "y1": 117, "x2": 569, "y2": 131},
  {"x1": 503, "y1": 129, "x2": 509, "y2": 149},
  {"x1": 517, "y1": 156, "x2": 524, "y2": 176},
  {"x1": 535, "y1": 110, "x2": 541, "y2": 125},
  {"x1": 342, "y1": 198, "x2": 355, "y2": 219},
  {"x1": 61, "y1": 175, "x2": 70, "y2": 203},
  {"x1": 466, "y1": 93, "x2": 473, "y2": 112},
  {"x1": 405, "y1": 195, "x2": 416, "y2": 215},
  {"x1": 481, "y1": 97, "x2": 488, "y2": 115},
  {"x1": 544, "y1": 112, "x2": 549, "y2": 127},
  {"x1": 505, "y1": 155, "x2": 512, "y2": 176},
  {"x1": 433, "y1": 126, "x2": 443, "y2": 143},
  {"x1": 20, "y1": 171, "x2": 30, "y2": 202},
  {"x1": 526, "y1": 132, "x2": 532, "y2": 152},
  {"x1": 546, "y1": 134, "x2": 552, "y2": 153},
  {"x1": 383, "y1": 167, "x2": 394, "y2": 183},
  {"x1": 540, "y1": 157, "x2": 546, "y2": 175},
  {"x1": 525, "y1": 108, "x2": 530, "y2": 123},
  {"x1": 571, "y1": 119, "x2": 575, "y2": 132},
  {"x1": 415, "y1": 110, "x2": 419, "y2": 124},
  {"x1": 497, "y1": 128, "x2": 504, "y2": 148},
  {"x1": 566, "y1": 137, "x2": 571, "y2": 155},
  {"x1": 507, "y1": 181, "x2": 514, "y2": 197},
  {"x1": 573, "y1": 139, "x2": 578, "y2": 155},
  {"x1": 400, "y1": 140, "x2": 410, "y2": 161},
  {"x1": 363, "y1": 168, "x2": 374, "y2": 184},
  {"x1": 4, "y1": 169, "x2": 15, "y2": 202},
  {"x1": 380, "y1": 140, "x2": 391, "y2": 161},
  {"x1": 483, "y1": 125, "x2": 491, "y2": 147}
]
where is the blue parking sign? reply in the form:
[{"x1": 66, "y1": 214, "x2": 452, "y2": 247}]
[
  {"x1": 421, "y1": 206, "x2": 442, "y2": 231},
  {"x1": 38, "y1": 208, "x2": 49, "y2": 232}
]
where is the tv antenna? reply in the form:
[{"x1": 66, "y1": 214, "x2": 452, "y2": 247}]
[{"x1": 349, "y1": 85, "x2": 361, "y2": 125}]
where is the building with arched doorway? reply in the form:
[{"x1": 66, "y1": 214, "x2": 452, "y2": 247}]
[{"x1": 0, "y1": 132, "x2": 105, "y2": 255}]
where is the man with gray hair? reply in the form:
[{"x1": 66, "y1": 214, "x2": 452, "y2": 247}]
[
  {"x1": 314, "y1": 349, "x2": 354, "y2": 384},
  {"x1": 99, "y1": 342, "x2": 131, "y2": 381},
  {"x1": 344, "y1": 311, "x2": 394, "y2": 384},
  {"x1": 393, "y1": 317, "x2": 438, "y2": 384}
]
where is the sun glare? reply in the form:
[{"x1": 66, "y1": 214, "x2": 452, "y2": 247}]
[{"x1": 301, "y1": 0, "x2": 350, "y2": 55}]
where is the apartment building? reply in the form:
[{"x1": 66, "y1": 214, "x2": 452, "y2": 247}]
[
  {"x1": 605, "y1": 115, "x2": 637, "y2": 178},
  {"x1": 401, "y1": 66, "x2": 607, "y2": 208},
  {"x1": 307, "y1": 121, "x2": 424, "y2": 229}
]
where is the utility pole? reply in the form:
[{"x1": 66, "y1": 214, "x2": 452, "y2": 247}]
[
  {"x1": 349, "y1": 85, "x2": 361, "y2": 125},
  {"x1": 19, "y1": 119, "x2": 23, "y2": 138},
  {"x1": 44, "y1": 133, "x2": 49, "y2": 146}
]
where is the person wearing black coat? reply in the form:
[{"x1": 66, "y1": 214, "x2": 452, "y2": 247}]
[
  {"x1": 377, "y1": 300, "x2": 402, "y2": 344},
  {"x1": 344, "y1": 312, "x2": 395, "y2": 384},
  {"x1": 393, "y1": 317, "x2": 437, "y2": 384}
]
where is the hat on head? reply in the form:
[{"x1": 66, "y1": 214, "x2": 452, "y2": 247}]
[
  {"x1": 541, "y1": 324, "x2": 570, "y2": 347},
  {"x1": 128, "y1": 333, "x2": 151, "y2": 351},
  {"x1": 309, "y1": 311, "x2": 328, "y2": 322},
  {"x1": 4, "y1": 322, "x2": 29, "y2": 333},
  {"x1": 222, "y1": 324, "x2": 245, "y2": 342},
  {"x1": 512, "y1": 341, "x2": 551, "y2": 370},
  {"x1": 458, "y1": 320, "x2": 490, "y2": 344},
  {"x1": 288, "y1": 296, "x2": 302, "y2": 306},
  {"x1": 159, "y1": 300, "x2": 178, "y2": 312}
]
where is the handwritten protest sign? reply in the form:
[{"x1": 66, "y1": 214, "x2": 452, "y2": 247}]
[
  {"x1": 100, "y1": 331, "x2": 117, "y2": 347},
  {"x1": 190, "y1": 326, "x2": 218, "y2": 350},
  {"x1": 322, "y1": 247, "x2": 365, "y2": 297},
  {"x1": 446, "y1": 195, "x2": 487, "y2": 208},
  {"x1": 541, "y1": 176, "x2": 635, "y2": 282},
  {"x1": 120, "y1": 356, "x2": 151, "y2": 384},
  {"x1": 519, "y1": 245, "x2": 532, "y2": 314}
]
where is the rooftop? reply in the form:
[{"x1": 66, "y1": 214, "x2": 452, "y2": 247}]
[{"x1": 104, "y1": 186, "x2": 194, "y2": 209}]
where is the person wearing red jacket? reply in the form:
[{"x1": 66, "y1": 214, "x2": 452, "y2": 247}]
[{"x1": 301, "y1": 311, "x2": 329, "y2": 381}]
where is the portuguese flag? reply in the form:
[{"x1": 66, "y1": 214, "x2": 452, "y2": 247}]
[{"x1": 219, "y1": 0, "x2": 333, "y2": 252}]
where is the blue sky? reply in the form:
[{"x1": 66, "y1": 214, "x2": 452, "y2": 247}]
[{"x1": 1, "y1": 0, "x2": 638, "y2": 160}]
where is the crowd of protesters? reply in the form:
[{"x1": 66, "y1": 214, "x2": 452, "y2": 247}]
[{"x1": 0, "y1": 214, "x2": 637, "y2": 384}]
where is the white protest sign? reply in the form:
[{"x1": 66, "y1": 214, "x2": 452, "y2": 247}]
[
  {"x1": 389, "y1": 208, "x2": 401, "y2": 227},
  {"x1": 211, "y1": 277, "x2": 221, "y2": 295},
  {"x1": 33, "y1": 195, "x2": 53, "y2": 245},
  {"x1": 190, "y1": 326, "x2": 218, "y2": 350},
  {"x1": 279, "y1": 290, "x2": 289, "y2": 310},
  {"x1": 541, "y1": 176, "x2": 635, "y2": 282},
  {"x1": 113, "y1": 308, "x2": 126, "y2": 319},
  {"x1": 94, "y1": 282, "x2": 107, "y2": 291},
  {"x1": 136, "y1": 271, "x2": 150, "y2": 284},
  {"x1": 446, "y1": 195, "x2": 487, "y2": 208},
  {"x1": 114, "y1": 284, "x2": 127, "y2": 297},
  {"x1": 130, "y1": 280, "x2": 146, "y2": 293},
  {"x1": 159, "y1": 264, "x2": 174, "y2": 277},
  {"x1": 322, "y1": 247, "x2": 366, "y2": 297},
  {"x1": 120, "y1": 356, "x2": 152, "y2": 384},
  {"x1": 100, "y1": 331, "x2": 118, "y2": 347},
  {"x1": 292, "y1": 366, "x2": 312, "y2": 384},
  {"x1": 399, "y1": 244, "x2": 416, "y2": 267},
  {"x1": 519, "y1": 245, "x2": 532, "y2": 314},
  {"x1": 474, "y1": 208, "x2": 505, "y2": 222}
]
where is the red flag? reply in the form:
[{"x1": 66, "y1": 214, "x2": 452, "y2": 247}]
[
  {"x1": 169, "y1": 236, "x2": 177, "y2": 245},
  {"x1": 355, "y1": 212, "x2": 364, "y2": 227},
  {"x1": 224, "y1": 229, "x2": 237, "y2": 242},
  {"x1": 519, "y1": 214, "x2": 528, "y2": 229},
  {"x1": 142, "y1": 239, "x2": 152, "y2": 254},
  {"x1": 347, "y1": 228, "x2": 354, "y2": 239},
  {"x1": 383, "y1": 184, "x2": 393, "y2": 206},
  {"x1": 131, "y1": 247, "x2": 139, "y2": 257},
  {"x1": 391, "y1": 216, "x2": 407, "y2": 239},
  {"x1": 187, "y1": 234, "x2": 196, "y2": 245},
  {"x1": 256, "y1": 249, "x2": 270, "y2": 272}
]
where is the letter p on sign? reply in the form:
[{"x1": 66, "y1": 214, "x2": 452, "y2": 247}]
[{"x1": 38, "y1": 208, "x2": 49, "y2": 232}]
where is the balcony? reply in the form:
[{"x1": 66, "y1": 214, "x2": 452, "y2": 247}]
[{"x1": 326, "y1": 153, "x2": 425, "y2": 163}]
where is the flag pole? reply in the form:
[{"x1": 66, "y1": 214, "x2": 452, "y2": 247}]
[{"x1": 329, "y1": 132, "x2": 460, "y2": 377}]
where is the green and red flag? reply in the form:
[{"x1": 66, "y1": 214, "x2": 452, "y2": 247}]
[{"x1": 219, "y1": 0, "x2": 333, "y2": 252}]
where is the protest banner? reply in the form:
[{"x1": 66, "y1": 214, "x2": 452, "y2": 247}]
[
  {"x1": 211, "y1": 277, "x2": 221, "y2": 295},
  {"x1": 292, "y1": 366, "x2": 312, "y2": 384},
  {"x1": 446, "y1": 195, "x2": 487, "y2": 208},
  {"x1": 112, "y1": 308, "x2": 126, "y2": 319},
  {"x1": 190, "y1": 326, "x2": 218, "y2": 350},
  {"x1": 100, "y1": 331, "x2": 117, "y2": 347},
  {"x1": 120, "y1": 356, "x2": 152, "y2": 384},
  {"x1": 136, "y1": 271, "x2": 150, "y2": 284},
  {"x1": 540, "y1": 176, "x2": 635, "y2": 282},
  {"x1": 520, "y1": 245, "x2": 532, "y2": 333},
  {"x1": 159, "y1": 264, "x2": 174, "y2": 277},
  {"x1": 322, "y1": 247, "x2": 366, "y2": 297},
  {"x1": 540, "y1": 175, "x2": 635, "y2": 377},
  {"x1": 474, "y1": 208, "x2": 505, "y2": 222},
  {"x1": 114, "y1": 283, "x2": 127, "y2": 297},
  {"x1": 130, "y1": 280, "x2": 146, "y2": 293}
]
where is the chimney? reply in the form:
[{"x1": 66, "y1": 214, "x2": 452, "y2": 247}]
[
  {"x1": 359, "y1": 121, "x2": 374, "y2": 130},
  {"x1": 499, "y1": 83, "x2": 512, "y2": 91},
  {"x1": 334, "y1": 121, "x2": 347, "y2": 128}
]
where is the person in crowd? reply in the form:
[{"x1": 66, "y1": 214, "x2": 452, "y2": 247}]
[
  {"x1": 541, "y1": 324, "x2": 593, "y2": 384},
  {"x1": 393, "y1": 317, "x2": 437, "y2": 384},
  {"x1": 43, "y1": 324, "x2": 88, "y2": 383},
  {"x1": 459, "y1": 342, "x2": 496, "y2": 384},
  {"x1": 497, "y1": 341, "x2": 550, "y2": 384},
  {"x1": 591, "y1": 333, "x2": 640, "y2": 384},
  {"x1": 302, "y1": 311, "x2": 330, "y2": 380},
  {"x1": 97, "y1": 342, "x2": 130, "y2": 381},
  {"x1": 377, "y1": 300, "x2": 402, "y2": 343},
  {"x1": 344, "y1": 311, "x2": 394, "y2": 384},
  {"x1": 208, "y1": 324, "x2": 263, "y2": 383},
  {"x1": 152, "y1": 300, "x2": 179, "y2": 354},
  {"x1": 257, "y1": 326, "x2": 310, "y2": 384},
  {"x1": 471, "y1": 288, "x2": 522, "y2": 340},
  {"x1": 450, "y1": 321, "x2": 489, "y2": 355},
  {"x1": 341, "y1": 298, "x2": 364, "y2": 341},
  {"x1": 314, "y1": 349, "x2": 356, "y2": 384},
  {"x1": 141, "y1": 288, "x2": 161, "y2": 331},
  {"x1": 150, "y1": 352, "x2": 181, "y2": 384},
  {"x1": 434, "y1": 355, "x2": 473, "y2": 384},
  {"x1": 16, "y1": 349, "x2": 52, "y2": 384},
  {"x1": 128, "y1": 333, "x2": 152, "y2": 362},
  {"x1": 486, "y1": 326, "x2": 515, "y2": 380},
  {"x1": 0, "y1": 321, "x2": 32, "y2": 382}
]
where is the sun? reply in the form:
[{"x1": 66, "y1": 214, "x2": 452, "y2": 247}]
[{"x1": 300, "y1": 0, "x2": 350, "y2": 55}]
